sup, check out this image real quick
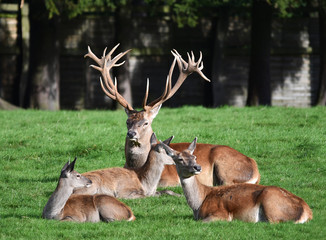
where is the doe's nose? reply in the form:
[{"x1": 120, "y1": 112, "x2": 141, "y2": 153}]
[{"x1": 194, "y1": 165, "x2": 201, "y2": 172}]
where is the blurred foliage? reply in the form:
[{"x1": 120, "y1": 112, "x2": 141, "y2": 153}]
[
  {"x1": 1, "y1": 0, "x2": 316, "y2": 25},
  {"x1": 42, "y1": 0, "x2": 127, "y2": 18},
  {"x1": 145, "y1": 0, "x2": 309, "y2": 27},
  {"x1": 28, "y1": 0, "x2": 310, "y2": 24}
]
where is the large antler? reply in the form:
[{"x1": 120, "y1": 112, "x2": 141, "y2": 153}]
[
  {"x1": 143, "y1": 49, "x2": 210, "y2": 111},
  {"x1": 84, "y1": 44, "x2": 134, "y2": 111}
]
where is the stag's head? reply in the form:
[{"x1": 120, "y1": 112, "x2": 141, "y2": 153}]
[{"x1": 85, "y1": 44, "x2": 210, "y2": 146}]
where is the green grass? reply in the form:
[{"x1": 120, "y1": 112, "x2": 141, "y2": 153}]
[{"x1": 0, "y1": 106, "x2": 325, "y2": 239}]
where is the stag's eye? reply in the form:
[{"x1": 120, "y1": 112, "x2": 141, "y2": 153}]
[
  {"x1": 76, "y1": 174, "x2": 81, "y2": 179},
  {"x1": 143, "y1": 122, "x2": 149, "y2": 127}
]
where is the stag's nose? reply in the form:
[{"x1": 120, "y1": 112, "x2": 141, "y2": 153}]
[
  {"x1": 127, "y1": 131, "x2": 137, "y2": 139},
  {"x1": 194, "y1": 165, "x2": 202, "y2": 172}
]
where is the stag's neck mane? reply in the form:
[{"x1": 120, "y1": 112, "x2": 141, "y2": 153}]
[
  {"x1": 125, "y1": 136, "x2": 152, "y2": 169},
  {"x1": 135, "y1": 150, "x2": 165, "y2": 196}
]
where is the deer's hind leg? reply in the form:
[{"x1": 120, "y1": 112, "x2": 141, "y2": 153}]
[
  {"x1": 257, "y1": 187, "x2": 306, "y2": 223},
  {"x1": 95, "y1": 195, "x2": 135, "y2": 222},
  {"x1": 198, "y1": 200, "x2": 231, "y2": 222}
]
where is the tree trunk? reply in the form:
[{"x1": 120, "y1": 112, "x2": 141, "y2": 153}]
[
  {"x1": 114, "y1": 5, "x2": 133, "y2": 109},
  {"x1": 211, "y1": 9, "x2": 229, "y2": 107},
  {"x1": 315, "y1": 2, "x2": 326, "y2": 105},
  {"x1": 13, "y1": 2, "x2": 23, "y2": 106},
  {"x1": 246, "y1": 0, "x2": 272, "y2": 106},
  {"x1": 25, "y1": 1, "x2": 60, "y2": 110},
  {"x1": 18, "y1": 3, "x2": 29, "y2": 107}
]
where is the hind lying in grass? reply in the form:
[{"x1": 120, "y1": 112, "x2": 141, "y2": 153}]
[
  {"x1": 161, "y1": 137, "x2": 313, "y2": 223},
  {"x1": 73, "y1": 133, "x2": 177, "y2": 199},
  {"x1": 42, "y1": 158, "x2": 135, "y2": 222}
]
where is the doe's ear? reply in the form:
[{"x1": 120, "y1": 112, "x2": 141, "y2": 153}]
[
  {"x1": 67, "y1": 157, "x2": 77, "y2": 172},
  {"x1": 187, "y1": 137, "x2": 197, "y2": 154},
  {"x1": 61, "y1": 161, "x2": 70, "y2": 173},
  {"x1": 150, "y1": 133, "x2": 158, "y2": 146},
  {"x1": 163, "y1": 136, "x2": 174, "y2": 146},
  {"x1": 161, "y1": 142, "x2": 177, "y2": 158}
]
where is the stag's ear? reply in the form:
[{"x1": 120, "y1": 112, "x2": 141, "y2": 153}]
[
  {"x1": 125, "y1": 108, "x2": 131, "y2": 116},
  {"x1": 149, "y1": 104, "x2": 161, "y2": 120},
  {"x1": 150, "y1": 133, "x2": 158, "y2": 146},
  {"x1": 163, "y1": 136, "x2": 174, "y2": 146},
  {"x1": 187, "y1": 137, "x2": 197, "y2": 154}
]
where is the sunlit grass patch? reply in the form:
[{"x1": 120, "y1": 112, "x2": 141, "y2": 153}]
[{"x1": 0, "y1": 107, "x2": 325, "y2": 239}]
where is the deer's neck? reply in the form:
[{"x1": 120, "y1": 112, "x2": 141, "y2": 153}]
[
  {"x1": 125, "y1": 136, "x2": 152, "y2": 169},
  {"x1": 136, "y1": 151, "x2": 165, "y2": 196},
  {"x1": 179, "y1": 175, "x2": 208, "y2": 220},
  {"x1": 42, "y1": 180, "x2": 73, "y2": 220}
]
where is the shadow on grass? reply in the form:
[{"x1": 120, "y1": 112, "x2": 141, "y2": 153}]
[
  {"x1": 17, "y1": 176, "x2": 57, "y2": 183},
  {"x1": 1, "y1": 213, "x2": 42, "y2": 219}
]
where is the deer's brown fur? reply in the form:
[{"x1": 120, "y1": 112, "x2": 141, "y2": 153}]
[
  {"x1": 162, "y1": 138, "x2": 312, "y2": 223},
  {"x1": 43, "y1": 158, "x2": 135, "y2": 222}
]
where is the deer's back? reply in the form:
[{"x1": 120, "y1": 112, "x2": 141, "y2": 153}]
[{"x1": 80, "y1": 167, "x2": 143, "y2": 198}]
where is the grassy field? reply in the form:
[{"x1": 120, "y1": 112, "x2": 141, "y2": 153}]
[{"x1": 0, "y1": 106, "x2": 325, "y2": 239}]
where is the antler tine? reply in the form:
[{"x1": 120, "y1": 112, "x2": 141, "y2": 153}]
[
  {"x1": 172, "y1": 49, "x2": 187, "y2": 67},
  {"x1": 191, "y1": 51, "x2": 195, "y2": 62},
  {"x1": 187, "y1": 52, "x2": 192, "y2": 65},
  {"x1": 144, "y1": 49, "x2": 211, "y2": 111},
  {"x1": 85, "y1": 44, "x2": 134, "y2": 111},
  {"x1": 100, "y1": 49, "x2": 133, "y2": 95},
  {"x1": 99, "y1": 77, "x2": 115, "y2": 99},
  {"x1": 105, "y1": 43, "x2": 120, "y2": 61},
  {"x1": 145, "y1": 57, "x2": 176, "y2": 109},
  {"x1": 142, "y1": 78, "x2": 150, "y2": 109},
  {"x1": 102, "y1": 47, "x2": 107, "y2": 60},
  {"x1": 84, "y1": 46, "x2": 103, "y2": 66},
  {"x1": 114, "y1": 77, "x2": 133, "y2": 111},
  {"x1": 102, "y1": 56, "x2": 115, "y2": 92},
  {"x1": 184, "y1": 50, "x2": 211, "y2": 82},
  {"x1": 101, "y1": 59, "x2": 134, "y2": 111},
  {"x1": 196, "y1": 51, "x2": 203, "y2": 67},
  {"x1": 106, "y1": 50, "x2": 132, "y2": 68}
]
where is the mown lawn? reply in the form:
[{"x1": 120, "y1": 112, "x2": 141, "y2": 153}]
[{"x1": 0, "y1": 106, "x2": 325, "y2": 239}]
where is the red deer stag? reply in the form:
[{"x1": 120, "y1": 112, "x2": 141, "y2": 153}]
[
  {"x1": 161, "y1": 138, "x2": 313, "y2": 223},
  {"x1": 73, "y1": 133, "x2": 177, "y2": 198},
  {"x1": 43, "y1": 158, "x2": 135, "y2": 222},
  {"x1": 85, "y1": 44, "x2": 260, "y2": 187}
]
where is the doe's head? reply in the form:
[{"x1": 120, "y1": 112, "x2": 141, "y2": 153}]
[
  {"x1": 161, "y1": 137, "x2": 202, "y2": 179},
  {"x1": 60, "y1": 157, "x2": 92, "y2": 189},
  {"x1": 148, "y1": 132, "x2": 175, "y2": 166}
]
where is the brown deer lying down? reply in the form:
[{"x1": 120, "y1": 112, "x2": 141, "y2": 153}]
[
  {"x1": 42, "y1": 158, "x2": 135, "y2": 222},
  {"x1": 85, "y1": 44, "x2": 260, "y2": 187},
  {"x1": 161, "y1": 138, "x2": 313, "y2": 223},
  {"x1": 73, "y1": 133, "x2": 177, "y2": 199}
]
